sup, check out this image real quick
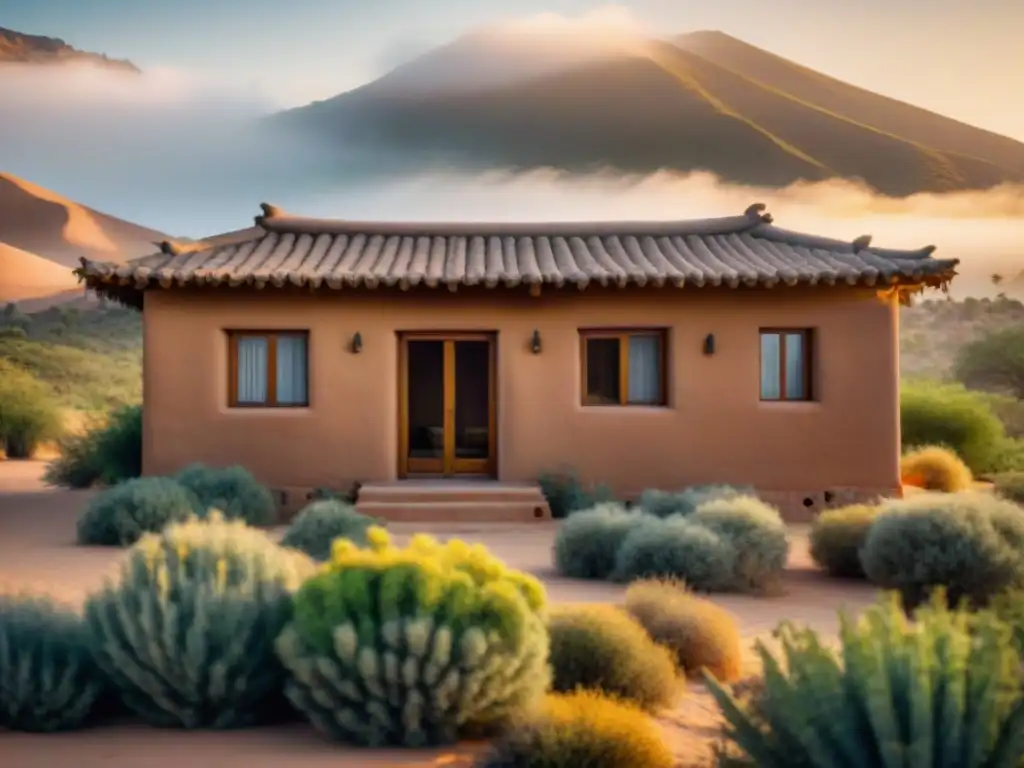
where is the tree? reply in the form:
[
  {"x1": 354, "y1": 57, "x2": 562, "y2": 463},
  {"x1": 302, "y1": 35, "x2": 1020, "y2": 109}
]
[
  {"x1": 2, "y1": 301, "x2": 28, "y2": 329},
  {"x1": 954, "y1": 326, "x2": 1024, "y2": 400}
]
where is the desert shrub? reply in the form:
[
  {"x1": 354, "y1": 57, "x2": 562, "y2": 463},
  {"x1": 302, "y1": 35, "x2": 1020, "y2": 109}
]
[
  {"x1": 638, "y1": 484, "x2": 755, "y2": 518},
  {"x1": 689, "y1": 496, "x2": 789, "y2": 593},
  {"x1": 75, "y1": 476, "x2": 196, "y2": 546},
  {"x1": 546, "y1": 603, "x2": 678, "y2": 711},
  {"x1": 622, "y1": 578, "x2": 742, "y2": 682},
  {"x1": 0, "y1": 595, "x2": 107, "y2": 732},
  {"x1": 174, "y1": 463, "x2": 276, "y2": 525},
  {"x1": 808, "y1": 504, "x2": 879, "y2": 579},
  {"x1": 860, "y1": 492, "x2": 1024, "y2": 608},
  {"x1": 474, "y1": 690, "x2": 674, "y2": 768},
  {"x1": 275, "y1": 526, "x2": 550, "y2": 747},
  {"x1": 539, "y1": 469, "x2": 617, "y2": 518},
  {"x1": 990, "y1": 590, "x2": 1024, "y2": 660},
  {"x1": 43, "y1": 403, "x2": 142, "y2": 488},
  {"x1": 611, "y1": 515, "x2": 736, "y2": 592},
  {"x1": 900, "y1": 444, "x2": 974, "y2": 492},
  {"x1": 552, "y1": 503, "x2": 643, "y2": 580},
  {"x1": 280, "y1": 499, "x2": 379, "y2": 561},
  {"x1": 706, "y1": 592, "x2": 1024, "y2": 767},
  {"x1": 84, "y1": 514, "x2": 315, "y2": 727},
  {"x1": 0, "y1": 359, "x2": 62, "y2": 458},
  {"x1": 900, "y1": 380, "x2": 1008, "y2": 474},
  {"x1": 992, "y1": 472, "x2": 1024, "y2": 504}
]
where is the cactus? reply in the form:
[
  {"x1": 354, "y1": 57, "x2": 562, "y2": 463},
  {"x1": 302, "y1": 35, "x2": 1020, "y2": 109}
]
[
  {"x1": 706, "y1": 591, "x2": 1024, "y2": 767},
  {"x1": 275, "y1": 526, "x2": 551, "y2": 747},
  {"x1": 0, "y1": 595, "x2": 108, "y2": 731},
  {"x1": 84, "y1": 513, "x2": 315, "y2": 728}
]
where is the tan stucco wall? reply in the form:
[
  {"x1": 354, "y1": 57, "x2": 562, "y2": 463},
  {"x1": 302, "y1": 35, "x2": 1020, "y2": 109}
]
[{"x1": 141, "y1": 286, "x2": 901, "y2": 514}]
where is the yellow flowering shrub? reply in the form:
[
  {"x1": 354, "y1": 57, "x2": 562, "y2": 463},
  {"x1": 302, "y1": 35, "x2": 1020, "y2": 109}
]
[
  {"x1": 83, "y1": 512, "x2": 315, "y2": 728},
  {"x1": 276, "y1": 526, "x2": 550, "y2": 747}
]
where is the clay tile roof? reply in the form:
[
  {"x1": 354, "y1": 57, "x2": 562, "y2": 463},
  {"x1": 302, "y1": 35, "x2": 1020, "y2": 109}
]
[{"x1": 76, "y1": 202, "x2": 959, "y2": 307}]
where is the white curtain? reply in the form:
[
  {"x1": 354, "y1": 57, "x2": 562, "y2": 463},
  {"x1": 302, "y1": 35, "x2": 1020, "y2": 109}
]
[
  {"x1": 784, "y1": 333, "x2": 806, "y2": 400},
  {"x1": 237, "y1": 336, "x2": 268, "y2": 403},
  {"x1": 760, "y1": 333, "x2": 781, "y2": 399},
  {"x1": 276, "y1": 334, "x2": 308, "y2": 405},
  {"x1": 627, "y1": 335, "x2": 662, "y2": 404}
]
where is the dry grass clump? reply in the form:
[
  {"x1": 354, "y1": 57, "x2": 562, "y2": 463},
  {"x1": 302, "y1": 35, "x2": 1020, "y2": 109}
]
[
  {"x1": 900, "y1": 445, "x2": 974, "y2": 493},
  {"x1": 546, "y1": 603, "x2": 680, "y2": 712},
  {"x1": 623, "y1": 578, "x2": 743, "y2": 683},
  {"x1": 474, "y1": 690, "x2": 675, "y2": 768}
]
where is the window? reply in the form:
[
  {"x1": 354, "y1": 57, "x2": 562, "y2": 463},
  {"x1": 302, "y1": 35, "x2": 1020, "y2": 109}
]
[
  {"x1": 580, "y1": 330, "x2": 666, "y2": 406},
  {"x1": 228, "y1": 331, "x2": 309, "y2": 407},
  {"x1": 760, "y1": 329, "x2": 812, "y2": 401}
]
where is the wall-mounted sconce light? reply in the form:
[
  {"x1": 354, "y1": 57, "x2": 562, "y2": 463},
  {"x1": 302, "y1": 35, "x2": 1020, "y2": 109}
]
[
  {"x1": 351, "y1": 332, "x2": 363, "y2": 354},
  {"x1": 702, "y1": 333, "x2": 716, "y2": 356},
  {"x1": 530, "y1": 329, "x2": 542, "y2": 354}
]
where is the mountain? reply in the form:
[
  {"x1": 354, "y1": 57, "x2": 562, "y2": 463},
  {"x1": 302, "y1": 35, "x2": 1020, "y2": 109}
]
[
  {"x1": 0, "y1": 26, "x2": 139, "y2": 72},
  {"x1": 273, "y1": 30, "x2": 1024, "y2": 196},
  {"x1": 0, "y1": 173, "x2": 170, "y2": 269},
  {"x1": 0, "y1": 242, "x2": 80, "y2": 304}
]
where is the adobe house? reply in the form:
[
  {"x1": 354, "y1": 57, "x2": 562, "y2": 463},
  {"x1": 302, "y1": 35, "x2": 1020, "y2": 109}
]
[{"x1": 78, "y1": 202, "x2": 958, "y2": 522}]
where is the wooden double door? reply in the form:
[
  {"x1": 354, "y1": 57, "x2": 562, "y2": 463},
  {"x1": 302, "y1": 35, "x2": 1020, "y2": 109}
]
[{"x1": 398, "y1": 333, "x2": 496, "y2": 477}]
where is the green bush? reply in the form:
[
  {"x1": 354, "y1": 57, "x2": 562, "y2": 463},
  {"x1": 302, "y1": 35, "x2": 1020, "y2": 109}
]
[
  {"x1": 280, "y1": 499, "x2": 379, "y2": 561},
  {"x1": 900, "y1": 380, "x2": 1009, "y2": 474},
  {"x1": 0, "y1": 595, "x2": 108, "y2": 732},
  {"x1": 900, "y1": 444, "x2": 974, "y2": 492},
  {"x1": 275, "y1": 527, "x2": 550, "y2": 747},
  {"x1": 546, "y1": 603, "x2": 679, "y2": 711},
  {"x1": 84, "y1": 514, "x2": 315, "y2": 727},
  {"x1": 706, "y1": 592, "x2": 1024, "y2": 767},
  {"x1": 689, "y1": 496, "x2": 789, "y2": 593},
  {"x1": 989, "y1": 590, "x2": 1024, "y2": 661},
  {"x1": 475, "y1": 690, "x2": 675, "y2": 768},
  {"x1": 0, "y1": 359, "x2": 62, "y2": 458},
  {"x1": 808, "y1": 504, "x2": 879, "y2": 579},
  {"x1": 552, "y1": 503, "x2": 644, "y2": 580},
  {"x1": 955, "y1": 325, "x2": 1024, "y2": 400},
  {"x1": 638, "y1": 484, "x2": 755, "y2": 518},
  {"x1": 622, "y1": 578, "x2": 743, "y2": 682},
  {"x1": 611, "y1": 515, "x2": 737, "y2": 592},
  {"x1": 992, "y1": 472, "x2": 1024, "y2": 504},
  {"x1": 76, "y1": 476, "x2": 197, "y2": 546},
  {"x1": 539, "y1": 469, "x2": 617, "y2": 518},
  {"x1": 43, "y1": 403, "x2": 142, "y2": 488},
  {"x1": 860, "y1": 492, "x2": 1024, "y2": 608},
  {"x1": 174, "y1": 463, "x2": 277, "y2": 526}
]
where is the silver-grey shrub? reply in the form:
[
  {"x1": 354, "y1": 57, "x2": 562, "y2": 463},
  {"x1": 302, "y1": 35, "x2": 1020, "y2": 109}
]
[
  {"x1": 84, "y1": 513, "x2": 315, "y2": 727},
  {"x1": 689, "y1": 496, "x2": 789, "y2": 592},
  {"x1": 553, "y1": 503, "x2": 646, "y2": 580},
  {"x1": 76, "y1": 476, "x2": 196, "y2": 546},
  {"x1": 860, "y1": 491, "x2": 1024, "y2": 608},
  {"x1": 173, "y1": 463, "x2": 277, "y2": 526},
  {"x1": 612, "y1": 516, "x2": 736, "y2": 592},
  {"x1": 280, "y1": 500, "x2": 379, "y2": 561},
  {"x1": 0, "y1": 595, "x2": 107, "y2": 731},
  {"x1": 639, "y1": 484, "x2": 756, "y2": 518}
]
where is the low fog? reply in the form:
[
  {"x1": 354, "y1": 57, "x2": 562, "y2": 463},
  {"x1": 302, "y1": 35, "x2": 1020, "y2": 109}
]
[{"x1": 0, "y1": 58, "x2": 1021, "y2": 299}]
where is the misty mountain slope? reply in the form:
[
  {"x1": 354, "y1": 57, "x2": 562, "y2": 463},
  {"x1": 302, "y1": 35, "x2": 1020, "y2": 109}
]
[
  {"x1": 675, "y1": 31, "x2": 1024, "y2": 173},
  {"x1": 276, "y1": 30, "x2": 1024, "y2": 195},
  {"x1": 0, "y1": 173, "x2": 170, "y2": 267}
]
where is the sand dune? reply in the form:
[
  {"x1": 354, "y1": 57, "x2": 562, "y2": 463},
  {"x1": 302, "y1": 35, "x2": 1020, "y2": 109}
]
[
  {"x1": 0, "y1": 240, "x2": 81, "y2": 303},
  {"x1": 0, "y1": 172, "x2": 169, "y2": 268}
]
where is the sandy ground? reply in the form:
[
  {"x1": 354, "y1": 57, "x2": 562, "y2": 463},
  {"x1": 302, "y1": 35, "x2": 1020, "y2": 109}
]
[{"x1": 0, "y1": 461, "x2": 879, "y2": 767}]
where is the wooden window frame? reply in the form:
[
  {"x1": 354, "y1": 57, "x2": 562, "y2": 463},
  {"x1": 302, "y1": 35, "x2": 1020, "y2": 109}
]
[
  {"x1": 759, "y1": 328, "x2": 813, "y2": 402},
  {"x1": 227, "y1": 330, "x2": 310, "y2": 408},
  {"x1": 579, "y1": 329, "x2": 668, "y2": 407}
]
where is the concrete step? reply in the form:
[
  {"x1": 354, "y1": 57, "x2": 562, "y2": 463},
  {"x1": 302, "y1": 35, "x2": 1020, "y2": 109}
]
[
  {"x1": 355, "y1": 500, "x2": 551, "y2": 523},
  {"x1": 357, "y1": 483, "x2": 546, "y2": 505}
]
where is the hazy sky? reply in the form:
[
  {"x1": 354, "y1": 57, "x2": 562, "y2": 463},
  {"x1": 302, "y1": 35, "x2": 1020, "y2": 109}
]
[{"x1": 4, "y1": 0, "x2": 1023, "y2": 141}]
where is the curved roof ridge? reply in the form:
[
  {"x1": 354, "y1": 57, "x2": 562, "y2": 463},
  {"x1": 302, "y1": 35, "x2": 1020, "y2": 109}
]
[
  {"x1": 252, "y1": 201, "x2": 772, "y2": 238},
  {"x1": 752, "y1": 223, "x2": 939, "y2": 259}
]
